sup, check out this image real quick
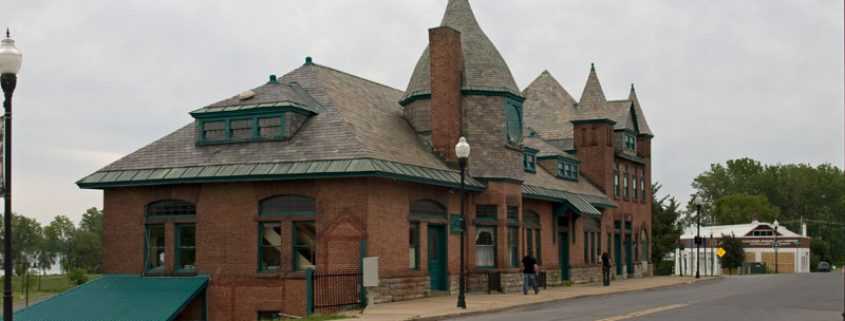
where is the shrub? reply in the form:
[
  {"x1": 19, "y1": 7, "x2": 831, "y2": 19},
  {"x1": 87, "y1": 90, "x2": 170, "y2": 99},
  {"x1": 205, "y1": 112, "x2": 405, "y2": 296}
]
[
  {"x1": 655, "y1": 260, "x2": 675, "y2": 276},
  {"x1": 67, "y1": 268, "x2": 88, "y2": 285}
]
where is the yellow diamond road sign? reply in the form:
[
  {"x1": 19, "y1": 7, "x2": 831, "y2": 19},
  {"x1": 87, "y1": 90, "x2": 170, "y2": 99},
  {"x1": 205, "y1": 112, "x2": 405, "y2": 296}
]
[{"x1": 717, "y1": 247, "x2": 727, "y2": 258}]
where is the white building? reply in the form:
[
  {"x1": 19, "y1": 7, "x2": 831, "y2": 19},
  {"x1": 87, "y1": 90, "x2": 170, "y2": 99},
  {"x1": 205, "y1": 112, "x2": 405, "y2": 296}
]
[{"x1": 675, "y1": 220, "x2": 811, "y2": 275}]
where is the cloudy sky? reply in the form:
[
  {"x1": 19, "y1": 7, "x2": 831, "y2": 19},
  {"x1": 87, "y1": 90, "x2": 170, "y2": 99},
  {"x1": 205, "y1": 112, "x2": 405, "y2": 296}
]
[{"x1": 3, "y1": 0, "x2": 843, "y2": 225}]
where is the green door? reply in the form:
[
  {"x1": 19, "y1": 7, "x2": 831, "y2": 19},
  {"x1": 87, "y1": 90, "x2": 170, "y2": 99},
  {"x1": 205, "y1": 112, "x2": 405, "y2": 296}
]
[
  {"x1": 614, "y1": 233, "x2": 622, "y2": 275},
  {"x1": 559, "y1": 231, "x2": 570, "y2": 281},
  {"x1": 625, "y1": 234, "x2": 634, "y2": 274},
  {"x1": 428, "y1": 225, "x2": 448, "y2": 291}
]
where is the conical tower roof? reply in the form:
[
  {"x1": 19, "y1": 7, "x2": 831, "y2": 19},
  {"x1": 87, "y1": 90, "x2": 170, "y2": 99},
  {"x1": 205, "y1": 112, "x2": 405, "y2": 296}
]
[
  {"x1": 578, "y1": 63, "x2": 606, "y2": 111},
  {"x1": 628, "y1": 84, "x2": 654, "y2": 136},
  {"x1": 401, "y1": 0, "x2": 521, "y2": 103}
]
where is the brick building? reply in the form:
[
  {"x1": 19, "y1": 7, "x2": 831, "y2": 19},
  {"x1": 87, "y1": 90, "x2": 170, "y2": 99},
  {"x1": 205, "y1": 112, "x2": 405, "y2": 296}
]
[{"x1": 70, "y1": 0, "x2": 654, "y2": 320}]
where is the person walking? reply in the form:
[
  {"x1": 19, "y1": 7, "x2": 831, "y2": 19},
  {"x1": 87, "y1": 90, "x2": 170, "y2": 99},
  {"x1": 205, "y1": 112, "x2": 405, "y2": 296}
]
[
  {"x1": 522, "y1": 254, "x2": 539, "y2": 295},
  {"x1": 601, "y1": 252, "x2": 611, "y2": 286}
]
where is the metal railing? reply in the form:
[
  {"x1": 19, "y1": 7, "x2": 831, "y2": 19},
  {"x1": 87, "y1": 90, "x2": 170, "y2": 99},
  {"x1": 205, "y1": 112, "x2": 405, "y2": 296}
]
[{"x1": 312, "y1": 270, "x2": 363, "y2": 313}]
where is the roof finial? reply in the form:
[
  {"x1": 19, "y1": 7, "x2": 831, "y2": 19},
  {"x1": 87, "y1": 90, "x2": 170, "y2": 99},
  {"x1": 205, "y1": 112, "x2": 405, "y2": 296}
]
[
  {"x1": 590, "y1": 62, "x2": 595, "y2": 71},
  {"x1": 5, "y1": 28, "x2": 9, "y2": 39}
]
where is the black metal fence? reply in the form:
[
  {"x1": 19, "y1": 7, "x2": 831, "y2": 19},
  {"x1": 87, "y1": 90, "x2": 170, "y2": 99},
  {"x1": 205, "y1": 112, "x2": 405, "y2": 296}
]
[
  {"x1": 538, "y1": 271, "x2": 548, "y2": 289},
  {"x1": 313, "y1": 270, "x2": 363, "y2": 313}
]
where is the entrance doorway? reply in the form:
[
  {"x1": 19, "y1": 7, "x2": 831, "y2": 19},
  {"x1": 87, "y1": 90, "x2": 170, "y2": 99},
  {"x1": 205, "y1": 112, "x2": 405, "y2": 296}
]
[
  {"x1": 427, "y1": 225, "x2": 448, "y2": 291},
  {"x1": 559, "y1": 231, "x2": 570, "y2": 281}
]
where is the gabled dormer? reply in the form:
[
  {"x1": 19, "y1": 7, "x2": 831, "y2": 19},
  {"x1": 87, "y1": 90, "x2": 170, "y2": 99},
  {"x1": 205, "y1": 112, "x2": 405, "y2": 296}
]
[
  {"x1": 538, "y1": 155, "x2": 580, "y2": 181},
  {"x1": 190, "y1": 75, "x2": 324, "y2": 145}
]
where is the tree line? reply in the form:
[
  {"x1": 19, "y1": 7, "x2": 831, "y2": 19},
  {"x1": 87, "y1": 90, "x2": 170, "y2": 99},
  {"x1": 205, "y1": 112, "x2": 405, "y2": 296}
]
[
  {"x1": 690, "y1": 158, "x2": 844, "y2": 267},
  {"x1": 1, "y1": 207, "x2": 103, "y2": 277}
]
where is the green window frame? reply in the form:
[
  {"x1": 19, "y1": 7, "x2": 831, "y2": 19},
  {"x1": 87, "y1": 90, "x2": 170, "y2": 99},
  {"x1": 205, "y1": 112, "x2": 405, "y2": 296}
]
[
  {"x1": 144, "y1": 224, "x2": 166, "y2": 273},
  {"x1": 584, "y1": 231, "x2": 589, "y2": 263},
  {"x1": 175, "y1": 224, "x2": 196, "y2": 272},
  {"x1": 197, "y1": 113, "x2": 287, "y2": 145},
  {"x1": 258, "y1": 222, "x2": 283, "y2": 272},
  {"x1": 640, "y1": 170, "x2": 647, "y2": 202},
  {"x1": 624, "y1": 133, "x2": 636, "y2": 151},
  {"x1": 504, "y1": 99, "x2": 523, "y2": 145},
  {"x1": 623, "y1": 170, "x2": 629, "y2": 200},
  {"x1": 409, "y1": 223, "x2": 420, "y2": 270},
  {"x1": 293, "y1": 221, "x2": 316, "y2": 271},
  {"x1": 556, "y1": 159, "x2": 579, "y2": 181},
  {"x1": 523, "y1": 152, "x2": 537, "y2": 173},
  {"x1": 475, "y1": 226, "x2": 497, "y2": 268},
  {"x1": 508, "y1": 226, "x2": 519, "y2": 268}
]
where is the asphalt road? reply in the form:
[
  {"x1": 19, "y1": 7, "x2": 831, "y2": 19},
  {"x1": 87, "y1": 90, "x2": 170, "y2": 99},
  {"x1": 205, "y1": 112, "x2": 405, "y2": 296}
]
[{"x1": 448, "y1": 273, "x2": 844, "y2": 321}]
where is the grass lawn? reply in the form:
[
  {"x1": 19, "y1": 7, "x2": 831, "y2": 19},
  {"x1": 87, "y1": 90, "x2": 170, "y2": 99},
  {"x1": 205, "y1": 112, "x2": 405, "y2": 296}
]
[{"x1": 0, "y1": 274, "x2": 101, "y2": 309}]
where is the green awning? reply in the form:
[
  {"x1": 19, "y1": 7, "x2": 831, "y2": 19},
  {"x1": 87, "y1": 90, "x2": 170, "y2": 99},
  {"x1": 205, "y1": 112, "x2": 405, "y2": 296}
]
[
  {"x1": 77, "y1": 158, "x2": 486, "y2": 192},
  {"x1": 522, "y1": 185, "x2": 605, "y2": 216},
  {"x1": 15, "y1": 275, "x2": 208, "y2": 321}
]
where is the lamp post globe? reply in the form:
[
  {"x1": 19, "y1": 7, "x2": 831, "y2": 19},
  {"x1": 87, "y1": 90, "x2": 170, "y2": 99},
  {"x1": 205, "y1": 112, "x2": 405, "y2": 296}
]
[
  {"x1": 454, "y1": 136, "x2": 470, "y2": 309},
  {"x1": 0, "y1": 30, "x2": 23, "y2": 75},
  {"x1": 773, "y1": 220, "x2": 779, "y2": 274},
  {"x1": 0, "y1": 28, "x2": 21, "y2": 321}
]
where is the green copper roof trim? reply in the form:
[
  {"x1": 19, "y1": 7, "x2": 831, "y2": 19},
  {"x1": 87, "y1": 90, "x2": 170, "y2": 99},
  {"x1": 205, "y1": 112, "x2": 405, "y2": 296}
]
[
  {"x1": 399, "y1": 88, "x2": 525, "y2": 106},
  {"x1": 522, "y1": 184, "x2": 613, "y2": 216},
  {"x1": 190, "y1": 102, "x2": 322, "y2": 118},
  {"x1": 571, "y1": 118, "x2": 617, "y2": 125},
  {"x1": 77, "y1": 158, "x2": 486, "y2": 191}
]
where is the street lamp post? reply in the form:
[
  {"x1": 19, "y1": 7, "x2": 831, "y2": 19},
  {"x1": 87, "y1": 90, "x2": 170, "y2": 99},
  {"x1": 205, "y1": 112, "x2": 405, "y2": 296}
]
[
  {"x1": 773, "y1": 220, "x2": 779, "y2": 274},
  {"x1": 0, "y1": 29, "x2": 22, "y2": 321},
  {"x1": 455, "y1": 137, "x2": 470, "y2": 309},
  {"x1": 693, "y1": 196, "x2": 705, "y2": 279}
]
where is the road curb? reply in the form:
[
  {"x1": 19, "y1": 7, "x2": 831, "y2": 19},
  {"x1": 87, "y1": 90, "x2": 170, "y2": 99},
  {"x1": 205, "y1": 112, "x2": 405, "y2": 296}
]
[{"x1": 408, "y1": 277, "x2": 720, "y2": 321}]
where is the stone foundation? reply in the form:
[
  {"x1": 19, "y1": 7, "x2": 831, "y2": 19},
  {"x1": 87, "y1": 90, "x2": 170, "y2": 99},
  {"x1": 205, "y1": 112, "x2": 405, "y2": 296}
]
[
  {"x1": 570, "y1": 265, "x2": 602, "y2": 284},
  {"x1": 500, "y1": 272, "x2": 523, "y2": 293},
  {"x1": 370, "y1": 275, "x2": 430, "y2": 303}
]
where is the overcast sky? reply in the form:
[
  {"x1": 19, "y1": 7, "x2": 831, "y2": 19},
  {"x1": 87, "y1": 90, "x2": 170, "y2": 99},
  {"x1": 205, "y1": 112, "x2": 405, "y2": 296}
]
[{"x1": 3, "y1": 0, "x2": 843, "y2": 225}]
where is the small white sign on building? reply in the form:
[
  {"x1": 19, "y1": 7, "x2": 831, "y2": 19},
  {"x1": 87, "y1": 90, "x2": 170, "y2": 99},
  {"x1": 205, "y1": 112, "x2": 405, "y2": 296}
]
[{"x1": 363, "y1": 256, "x2": 380, "y2": 287}]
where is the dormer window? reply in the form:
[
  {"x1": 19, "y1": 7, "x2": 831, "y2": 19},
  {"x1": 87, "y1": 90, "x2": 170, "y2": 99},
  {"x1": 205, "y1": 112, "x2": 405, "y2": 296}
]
[
  {"x1": 191, "y1": 81, "x2": 324, "y2": 146},
  {"x1": 505, "y1": 98, "x2": 523, "y2": 145},
  {"x1": 197, "y1": 114, "x2": 287, "y2": 145},
  {"x1": 624, "y1": 133, "x2": 637, "y2": 151},
  {"x1": 523, "y1": 148, "x2": 538, "y2": 173},
  {"x1": 557, "y1": 159, "x2": 579, "y2": 181}
]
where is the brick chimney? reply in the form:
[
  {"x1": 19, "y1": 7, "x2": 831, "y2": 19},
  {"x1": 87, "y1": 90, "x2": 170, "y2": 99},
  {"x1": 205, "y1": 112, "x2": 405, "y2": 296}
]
[{"x1": 429, "y1": 26, "x2": 464, "y2": 162}]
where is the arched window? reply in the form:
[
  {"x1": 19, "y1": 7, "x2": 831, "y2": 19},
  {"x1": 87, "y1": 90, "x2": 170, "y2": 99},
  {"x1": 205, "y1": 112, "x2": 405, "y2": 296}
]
[
  {"x1": 409, "y1": 200, "x2": 447, "y2": 222},
  {"x1": 258, "y1": 195, "x2": 317, "y2": 272},
  {"x1": 259, "y1": 195, "x2": 316, "y2": 217},
  {"x1": 144, "y1": 200, "x2": 196, "y2": 273}
]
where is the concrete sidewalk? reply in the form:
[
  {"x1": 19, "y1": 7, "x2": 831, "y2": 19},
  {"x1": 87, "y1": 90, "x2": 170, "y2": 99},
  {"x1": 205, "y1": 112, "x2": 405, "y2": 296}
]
[{"x1": 342, "y1": 276, "x2": 714, "y2": 321}]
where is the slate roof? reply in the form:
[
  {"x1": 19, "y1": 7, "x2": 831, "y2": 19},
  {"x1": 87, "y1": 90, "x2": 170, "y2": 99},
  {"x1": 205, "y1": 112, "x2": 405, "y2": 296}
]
[
  {"x1": 81, "y1": 62, "x2": 485, "y2": 189},
  {"x1": 523, "y1": 64, "x2": 655, "y2": 146},
  {"x1": 191, "y1": 81, "x2": 325, "y2": 115},
  {"x1": 522, "y1": 71, "x2": 578, "y2": 141},
  {"x1": 79, "y1": 0, "x2": 616, "y2": 212},
  {"x1": 401, "y1": 0, "x2": 521, "y2": 102}
]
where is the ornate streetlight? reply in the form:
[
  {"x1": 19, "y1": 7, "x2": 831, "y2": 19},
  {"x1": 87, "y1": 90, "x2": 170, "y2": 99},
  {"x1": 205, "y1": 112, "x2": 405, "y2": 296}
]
[
  {"x1": 454, "y1": 137, "x2": 470, "y2": 309},
  {"x1": 0, "y1": 28, "x2": 22, "y2": 321}
]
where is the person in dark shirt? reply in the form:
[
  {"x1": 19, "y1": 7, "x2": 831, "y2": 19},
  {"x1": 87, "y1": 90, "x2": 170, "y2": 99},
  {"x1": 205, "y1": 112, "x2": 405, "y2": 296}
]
[
  {"x1": 522, "y1": 255, "x2": 539, "y2": 295},
  {"x1": 601, "y1": 252, "x2": 611, "y2": 286}
]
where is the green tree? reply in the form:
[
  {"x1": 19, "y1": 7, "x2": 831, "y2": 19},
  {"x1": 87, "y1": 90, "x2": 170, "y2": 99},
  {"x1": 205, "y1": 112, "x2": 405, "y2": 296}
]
[
  {"x1": 68, "y1": 208, "x2": 104, "y2": 273},
  {"x1": 719, "y1": 234, "x2": 745, "y2": 274},
  {"x1": 45, "y1": 215, "x2": 76, "y2": 272},
  {"x1": 650, "y1": 184, "x2": 683, "y2": 273},
  {"x1": 9, "y1": 215, "x2": 43, "y2": 277},
  {"x1": 712, "y1": 193, "x2": 780, "y2": 225}
]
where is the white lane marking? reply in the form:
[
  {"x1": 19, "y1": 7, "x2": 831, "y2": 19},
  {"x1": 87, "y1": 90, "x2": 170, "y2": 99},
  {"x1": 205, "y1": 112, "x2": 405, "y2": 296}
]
[{"x1": 594, "y1": 304, "x2": 689, "y2": 321}]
